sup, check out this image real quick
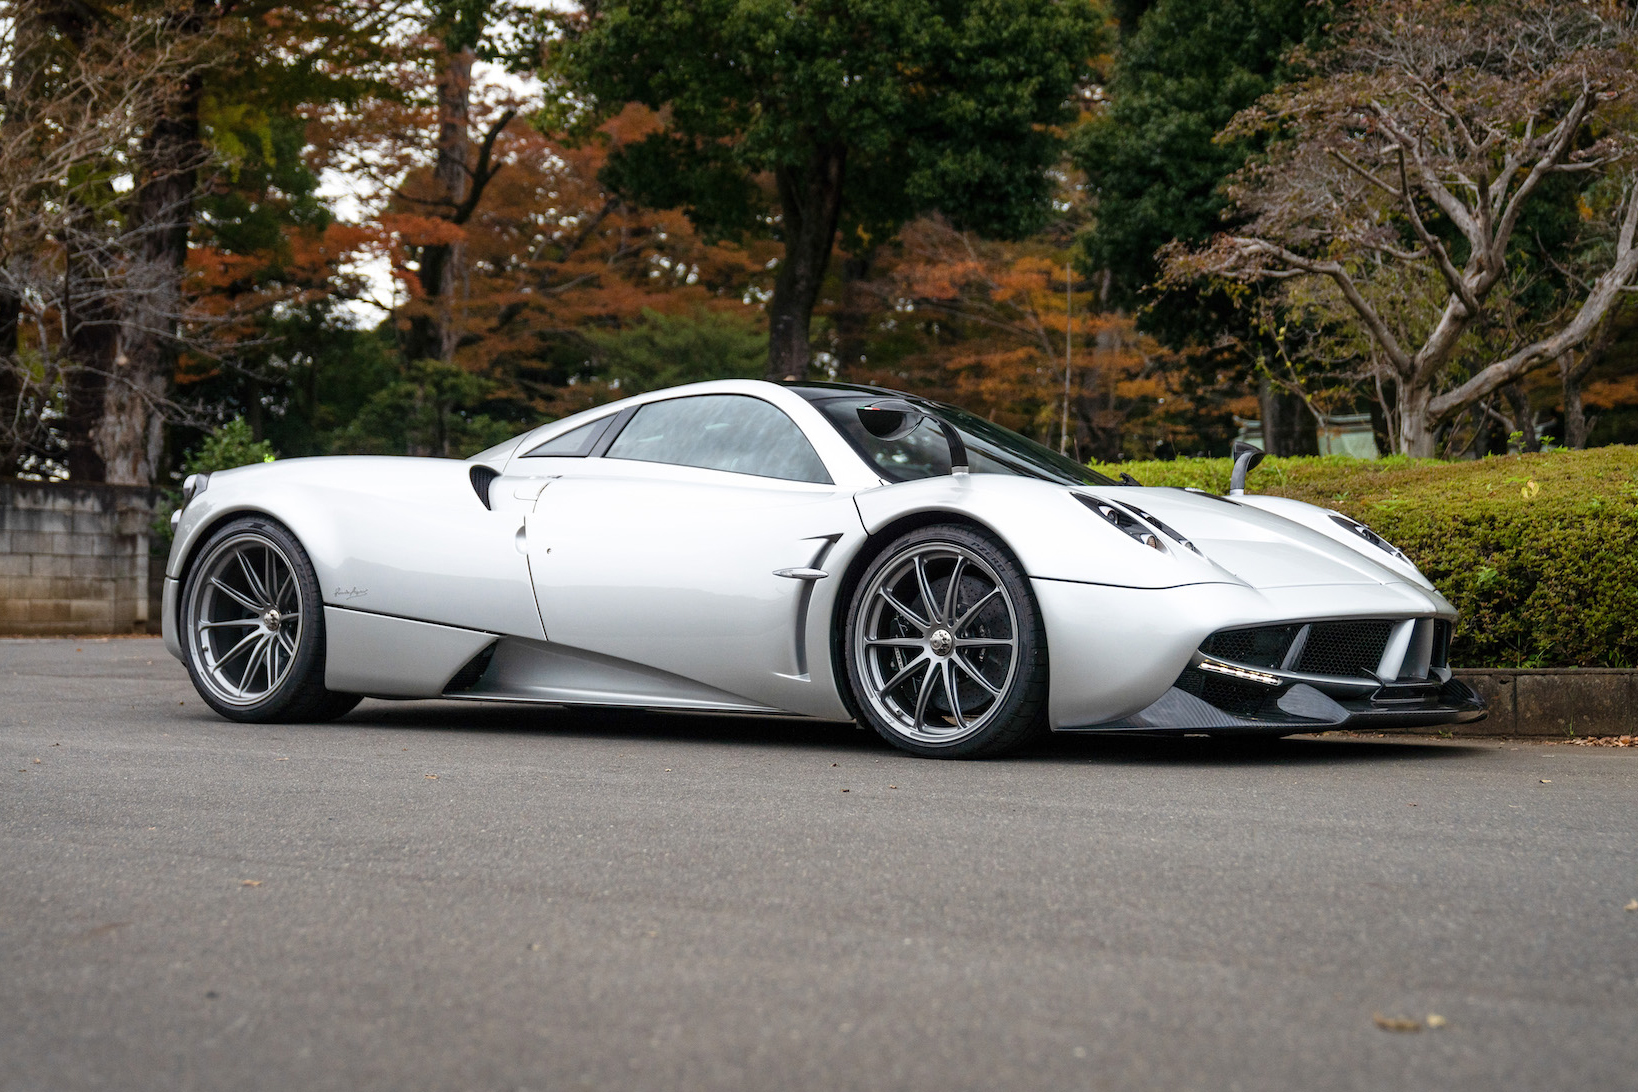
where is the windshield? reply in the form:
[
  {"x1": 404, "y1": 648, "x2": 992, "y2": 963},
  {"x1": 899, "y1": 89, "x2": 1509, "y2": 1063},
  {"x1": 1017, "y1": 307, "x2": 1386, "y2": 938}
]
[{"x1": 796, "y1": 387, "x2": 1118, "y2": 487}]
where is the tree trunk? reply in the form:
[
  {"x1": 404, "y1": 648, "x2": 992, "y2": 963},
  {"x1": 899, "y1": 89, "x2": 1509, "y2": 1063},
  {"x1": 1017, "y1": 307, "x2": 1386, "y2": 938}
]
[
  {"x1": 1561, "y1": 356, "x2": 1591, "y2": 449},
  {"x1": 433, "y1": 45, "x2": 472, "y2": 365},
  {"x1": 405, "y1": 46, "x2": 474, "y2": 365},
  {"x1": 1257, "y1": 376, "x2": 1316, "y2": 456},
  {"x1": 62, "y1": 199, "x2": 117, "y2": 482},
  {"x1": 0, "y1": 293, "x2": 21, "y2": 476},
  {"x1": 97, "y1": 12, "x2": 207, "y2": 486},
  {"x1": 1558, "y1": 307, "x2": 1620, "y2": 449},
  {"x1": 1397, "y1": 382, "x2": 1438, "y2": 457},
  {"x1": 1502, "y1": 383, "x2": 1538, "y2": 452},
  {"x1": 0, "y1": 1, "x2": 44, "y2": 475},
  {"x1": 767, "y1": 145, "x2": 847, "y2": 382}
]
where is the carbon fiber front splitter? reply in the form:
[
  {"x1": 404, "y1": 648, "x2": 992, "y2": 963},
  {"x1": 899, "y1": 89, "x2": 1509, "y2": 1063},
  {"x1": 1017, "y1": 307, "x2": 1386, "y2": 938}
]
[{"x1": 1057, "y1": 677, "x2": 1487, "y2": 735}]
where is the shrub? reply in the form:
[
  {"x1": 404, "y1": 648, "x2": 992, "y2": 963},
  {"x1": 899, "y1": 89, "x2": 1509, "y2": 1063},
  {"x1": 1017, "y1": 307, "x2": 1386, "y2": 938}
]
[{"x1": 1092, "y1": 449, "x2": 1638, "y2": 669}]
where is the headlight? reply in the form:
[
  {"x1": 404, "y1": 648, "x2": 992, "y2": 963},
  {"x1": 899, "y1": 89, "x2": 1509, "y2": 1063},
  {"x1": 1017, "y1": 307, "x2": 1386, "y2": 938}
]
[
  {"x1": 1328, "y1": 512, "x2": 1407, "y2": 562},
  {"x1": 1121, "y1": 503, "x2": 1202, "y2": 556},
  {"x1": 1076, "y1": 494, "x2": 1166, "y2": 552}
]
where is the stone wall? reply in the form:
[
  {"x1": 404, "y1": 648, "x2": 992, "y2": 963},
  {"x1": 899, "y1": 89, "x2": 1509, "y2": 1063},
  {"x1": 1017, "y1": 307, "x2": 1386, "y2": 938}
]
[{"x1": 0, "y1": 479, "x2": 163, "y2": 635}]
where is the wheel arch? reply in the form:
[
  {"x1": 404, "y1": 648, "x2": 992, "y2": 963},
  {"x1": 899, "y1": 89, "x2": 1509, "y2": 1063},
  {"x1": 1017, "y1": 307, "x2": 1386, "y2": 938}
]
[{"x1": 170, "y1": 507, "x2": 307, "y2": 635}]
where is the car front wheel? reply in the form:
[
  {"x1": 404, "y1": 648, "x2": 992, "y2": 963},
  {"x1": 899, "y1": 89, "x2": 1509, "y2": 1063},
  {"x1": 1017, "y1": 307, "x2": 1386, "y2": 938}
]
[
  {"x1": 180, "y1": 516, "x2": 359, "y2": 723},
  {"x1": 844, "y1": 524, "x2": 1048, "y2": 758}
]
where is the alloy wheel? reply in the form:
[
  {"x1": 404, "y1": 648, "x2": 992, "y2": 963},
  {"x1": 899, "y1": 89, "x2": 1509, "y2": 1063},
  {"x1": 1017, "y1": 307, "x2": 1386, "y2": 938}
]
[
  {"x1": 852, "y1": 543, "x2": 1020, "y2": 744},
  {"x1": 185, "y1": 531, "x2": 304, "y2": 708}
]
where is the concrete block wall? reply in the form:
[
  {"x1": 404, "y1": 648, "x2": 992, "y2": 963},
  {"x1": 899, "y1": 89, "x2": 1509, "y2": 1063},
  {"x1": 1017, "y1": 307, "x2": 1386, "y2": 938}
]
[{"x1": 0, "y1": 478, "x2": 163, "y2": 635}]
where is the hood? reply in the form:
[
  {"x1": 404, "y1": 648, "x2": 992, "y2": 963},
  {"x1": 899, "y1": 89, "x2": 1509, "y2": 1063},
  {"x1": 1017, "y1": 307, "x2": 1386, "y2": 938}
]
[{"x1": 1082, "y1": 487, "x2": 1408, "y2": 590}]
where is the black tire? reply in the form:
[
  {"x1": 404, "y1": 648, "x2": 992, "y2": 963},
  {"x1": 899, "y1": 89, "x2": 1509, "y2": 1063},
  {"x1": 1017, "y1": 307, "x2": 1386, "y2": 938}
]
[
  {"x1": 843, "y1": 523, "x2": 1049, "y2": 758},
  {"x1": 179, "y1": 515, "x2": 357, "y2": 723}
]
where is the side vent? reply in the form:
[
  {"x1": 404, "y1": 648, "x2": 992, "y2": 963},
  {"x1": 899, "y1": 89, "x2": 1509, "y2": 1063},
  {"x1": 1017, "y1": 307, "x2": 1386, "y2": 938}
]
[
  {"x1": 469, "y1": 465, "x2": 500, "y2": 509},
  {"x1": 444, "y1": 642, "x2": 497, "y2": 693}
]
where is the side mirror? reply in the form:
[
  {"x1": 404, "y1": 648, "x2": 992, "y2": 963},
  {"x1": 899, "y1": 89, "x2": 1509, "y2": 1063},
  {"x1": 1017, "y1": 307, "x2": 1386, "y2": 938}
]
[
  {"x1": 856, "y1": 399, "x2": 922, "y2": 441},
  {"x1": 856, "y1": 399, "x2": 969, "y2": 476},
  {"x1": 1228, "y1": 440, "x2": 1265, "y2": 496}
]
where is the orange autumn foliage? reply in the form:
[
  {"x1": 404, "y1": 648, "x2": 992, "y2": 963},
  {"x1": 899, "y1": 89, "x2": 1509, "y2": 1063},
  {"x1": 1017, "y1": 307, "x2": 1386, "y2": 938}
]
[{"x1": 852, "y1": 217, "x2": 1173, "y2": 461}]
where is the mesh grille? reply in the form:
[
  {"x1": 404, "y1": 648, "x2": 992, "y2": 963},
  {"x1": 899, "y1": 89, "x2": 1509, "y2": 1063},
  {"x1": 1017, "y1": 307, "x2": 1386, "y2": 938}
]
[
  {"x1": 1296, "y1": 621, "x2": 1393, "y2": 678},
  {"x1": 1176, "y1": 666, "x2": 1272, "y2": 717},
  {"x1": 1200, "y1": 625, "x2": 1299, "y2": 669}
]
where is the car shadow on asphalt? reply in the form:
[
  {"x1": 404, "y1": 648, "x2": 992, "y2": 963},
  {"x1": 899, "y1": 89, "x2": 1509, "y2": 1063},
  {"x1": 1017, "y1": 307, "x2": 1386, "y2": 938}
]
[{"x1": 331, "y1": 700, "x2": 1481, "y2": 766}]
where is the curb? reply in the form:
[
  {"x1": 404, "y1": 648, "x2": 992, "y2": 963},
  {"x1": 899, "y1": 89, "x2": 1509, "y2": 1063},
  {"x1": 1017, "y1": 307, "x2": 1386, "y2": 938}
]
[{"x1": 1452, "y1": 669, "x2": 1638, "y2": 737}]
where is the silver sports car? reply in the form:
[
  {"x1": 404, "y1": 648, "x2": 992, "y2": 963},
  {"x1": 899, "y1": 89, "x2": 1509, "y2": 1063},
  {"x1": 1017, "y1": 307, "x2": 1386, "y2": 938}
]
[{"x1": 162, "y1": 379, "x2": 1484, "y2": 757}]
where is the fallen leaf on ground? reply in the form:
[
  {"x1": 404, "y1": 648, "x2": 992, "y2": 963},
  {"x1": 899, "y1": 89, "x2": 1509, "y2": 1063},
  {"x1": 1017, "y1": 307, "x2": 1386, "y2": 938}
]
[
  {"x1": 1540, "y1": 779, "x2": 1551, "y2": 784},
  {"x1": 240, "y1": 880, "x2": 261, "y2": 887},
  {"x1": 1624, "y1": 900, "x2": 1637, "y2": 911},
  {"x1": 841, "y1": 788, "x2": 851, "y2": 793},
  {"x1": 1373, "y1": 1014, "x2": 1421, "y2": 1033},
  {"x1": 1560, "y1": 735, "x2": 1635, "y2": 747},
  {"x1": 1426, "y1": 1014, "x2": 1447, "y2": 1029},
  {"x1": 424, "y1": 774, "x2": 438, "y2": 780}
]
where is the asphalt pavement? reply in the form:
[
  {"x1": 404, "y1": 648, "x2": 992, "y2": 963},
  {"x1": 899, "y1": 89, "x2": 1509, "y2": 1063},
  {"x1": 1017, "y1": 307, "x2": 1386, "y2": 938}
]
[{"x1": 2, "y1": 637, "x2": 1635, "y2": 1092}]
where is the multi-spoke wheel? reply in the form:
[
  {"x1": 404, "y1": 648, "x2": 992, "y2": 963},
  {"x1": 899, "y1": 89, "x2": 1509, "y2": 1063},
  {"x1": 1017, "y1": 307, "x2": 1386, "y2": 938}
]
[
  {"x1": 844, "y1": 524, "x2": 1048, "y2": 758},
  {"x1": 180, "y1": 516, "x2": 359, "y2": 723}
]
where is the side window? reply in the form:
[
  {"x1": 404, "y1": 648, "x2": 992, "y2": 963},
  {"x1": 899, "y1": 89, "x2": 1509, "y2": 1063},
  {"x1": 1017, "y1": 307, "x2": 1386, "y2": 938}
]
[
  {"x1": 604, "y1": 395, "x2": 832, "y2": 484},
  {"x1": 520, "y1": 415, "x2": 614, "y2": 458}
]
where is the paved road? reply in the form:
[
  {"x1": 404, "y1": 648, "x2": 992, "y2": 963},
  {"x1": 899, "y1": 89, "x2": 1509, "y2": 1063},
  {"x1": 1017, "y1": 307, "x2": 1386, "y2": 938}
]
[{"x1": 2, "y1": 638, "x2": 1634, "y2": 1092}]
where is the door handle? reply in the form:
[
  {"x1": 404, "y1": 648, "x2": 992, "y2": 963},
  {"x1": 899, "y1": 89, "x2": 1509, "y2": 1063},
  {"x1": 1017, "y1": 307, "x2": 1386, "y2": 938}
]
[{"x1": 774, "y1": 567, "x2": 828, "y2": 581}]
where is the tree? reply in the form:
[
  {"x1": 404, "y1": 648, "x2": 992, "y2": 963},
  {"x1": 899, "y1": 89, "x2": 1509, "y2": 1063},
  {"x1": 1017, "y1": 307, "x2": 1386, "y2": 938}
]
[
  {"x1": 1073, "y1": 0, "x2": 1326, "y2": 310},
  {"x1": 854, "y1": 216, "x2": 1170, "y2": 460},
  {"x1": 1071, "y1": 0, "x2": 1332, "y2": 455},
  {"x1": 1167, "y1": 0, "x2": 1638, "y2": 455},
  {"x1": 558, "y1": 0, "x2": 1104, "y2": 381},
  {"x1": 0, "y1": 0, "x2": 399, "y2": 483},
  {"x1": 587, "y1": 307, "x2": 767, "y2": 394},
  {"x1": 0, "y1": 0, "x2": 217, "y2": 479}
]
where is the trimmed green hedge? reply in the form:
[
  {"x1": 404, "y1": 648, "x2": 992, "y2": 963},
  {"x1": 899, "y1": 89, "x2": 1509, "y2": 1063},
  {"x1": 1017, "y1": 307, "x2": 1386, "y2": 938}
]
[{"x1": 1090, "y1": 449, "x2": 1638, "y2": 669}]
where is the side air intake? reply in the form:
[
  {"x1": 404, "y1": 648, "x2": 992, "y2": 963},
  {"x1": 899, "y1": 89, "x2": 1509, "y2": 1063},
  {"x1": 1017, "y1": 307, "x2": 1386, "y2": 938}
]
[{"x1": 469, "y1": 465, "x2": 500, "y2": 509}]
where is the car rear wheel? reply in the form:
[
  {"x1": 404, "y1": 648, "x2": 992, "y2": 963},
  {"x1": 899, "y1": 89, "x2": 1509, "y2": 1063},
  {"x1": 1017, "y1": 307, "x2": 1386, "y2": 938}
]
[
  {"x1": 844, "y1": 524, "x2": 1048, "y2": 758},
  {"x1": 180, "y1": 516, "x2": 360, "y2": 723}
]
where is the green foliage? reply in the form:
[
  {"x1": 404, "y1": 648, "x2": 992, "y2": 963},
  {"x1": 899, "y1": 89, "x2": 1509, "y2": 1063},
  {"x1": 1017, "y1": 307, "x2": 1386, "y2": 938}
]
[
  {"x1": 588, "y1": 308, "x2": 767, "y2": 394},
  {"x1": 183, "y1": 418, "x2": 278, "y2": 476},
  {"x1": 332, "y1": 360, "x2": 517, "y2": 459},
  {"x1": 1095, "y1": 448, "x2": 1638, "y2": 668},
  {"x1": 1073, "y1": 0, "x2": 1326, "y2": 313},
  {"x1": 563, "y1": 0, "x2": 1105, "y2": 246}
]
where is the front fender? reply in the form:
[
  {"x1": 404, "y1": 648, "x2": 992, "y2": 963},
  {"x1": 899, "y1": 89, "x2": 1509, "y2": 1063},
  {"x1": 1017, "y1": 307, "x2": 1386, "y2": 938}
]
[{"x1": 851, "y1": 475, "x2": 1230, "y2": 588}]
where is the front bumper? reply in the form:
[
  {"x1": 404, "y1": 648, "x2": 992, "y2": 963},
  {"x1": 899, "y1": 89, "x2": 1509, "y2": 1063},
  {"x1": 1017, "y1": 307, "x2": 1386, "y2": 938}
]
[
  {"x1": 1031, "y1": 578, "x2": 1484, "y2": 734},
  {"x1": 1062, "y1": 675, "x2": 1487, "y2": 735}
]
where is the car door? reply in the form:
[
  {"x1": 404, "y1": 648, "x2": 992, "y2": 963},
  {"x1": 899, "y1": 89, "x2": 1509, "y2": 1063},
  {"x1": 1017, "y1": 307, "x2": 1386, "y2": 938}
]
[{"x1": 523, "y1": 393, "x2": 865, "y2": 719}]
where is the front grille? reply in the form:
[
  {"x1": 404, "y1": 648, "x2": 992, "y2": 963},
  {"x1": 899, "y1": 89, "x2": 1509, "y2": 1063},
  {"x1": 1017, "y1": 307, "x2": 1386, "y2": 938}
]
[
  {"x1": 1201, "y1": 625, "x2": 1299, "y2": 669},
  {"x1": 1197, "y1": 619, "x2": 1397, "y2": 679},
  {"x1": 1176, "y1": 665, "x2": 1273, "y2": 717},
  {"x1": 1296, "y1": 621, "x2": 1393, "y2": 677}
]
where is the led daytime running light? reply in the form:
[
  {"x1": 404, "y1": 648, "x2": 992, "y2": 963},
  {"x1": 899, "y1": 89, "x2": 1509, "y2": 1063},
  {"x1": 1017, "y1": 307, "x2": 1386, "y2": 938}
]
[{"x1": 1198, "y1": 660, "x2": 1281, "y2": 686}]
